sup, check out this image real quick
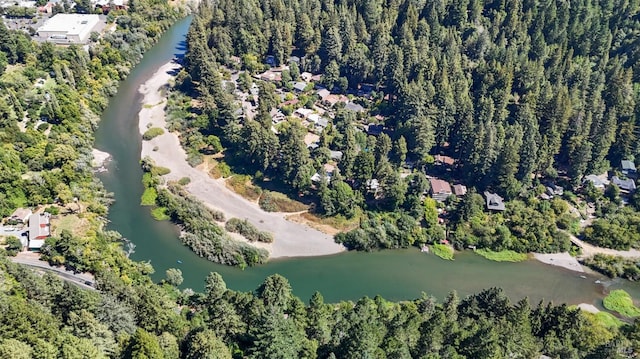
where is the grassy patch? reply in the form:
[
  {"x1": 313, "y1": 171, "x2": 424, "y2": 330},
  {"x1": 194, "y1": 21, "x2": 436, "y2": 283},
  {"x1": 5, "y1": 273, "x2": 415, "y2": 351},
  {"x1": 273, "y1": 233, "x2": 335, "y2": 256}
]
[
  {"x1": 603, "y1": 290, "x2": 640, "y2": 318},
  {"x1": 226, "y1": 175, "x2": 262, "y2": 201},
  {"x1": 209, "y1": 160, "x2": 231, "y2": 179},
  {"x1": 300, "y1": 211, "x2": 361, "y2": 232},
  {"x1": 259, "y1": 190, "x2": 308, "y2": 212},
  {"x1": 141, "y1": 187, "x2": 157, "y2": 206},
  {"x1": 151, "y1": 166, "x2": 171, "y2": 176},
  {"x1": 151, "y1": 207, "x2": 170, "y2": 221},
  {"x1": 431, "y1": 244, "x2": 454, "y2": 260},
  {"x1": 475, "y1": 249, "x2": 528, "y2": 262},
  {"x1": 50, "y1": 214, "x2": 92, "y2": 238},
  {"x1": 142, "y1": 127, "x2": 165, "y2": 140}
]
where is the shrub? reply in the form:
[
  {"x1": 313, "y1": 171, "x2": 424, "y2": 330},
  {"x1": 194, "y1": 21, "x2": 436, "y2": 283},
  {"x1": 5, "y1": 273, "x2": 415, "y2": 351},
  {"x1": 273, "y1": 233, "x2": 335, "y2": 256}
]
[
  {"x1": 225, "y1": 218, "x2": 274, "y2": 243},
  {"x1": 151, "y1": 166, "x2": 171, "y2": 176},
  {"x1": 178, "y1": 177, "x2": 191, "y2": 185},
  {"x1": 603, "y1": 290, "x2": 640, "y2": 318},
  {"x1": 475, "y1": 249, "x2": 528, "y2": 262},
  {"x1": 156, "y1": 185, "x2": 266, "y2": 267},
  {"x1": 151, "y1": 207, "x2": 169, "y2": 221},
  {"x1": 142, "y1": 127, "x2": 164, "y2": 140},
  {"x1": 140, "y1": 187, "x2": 157, "y2": 206},
  {"x1": 259, "y1": 191, "x2": 308, "y2": 213},
  {"x1": 431, "y1": 244, "x2": 454, "y2": 260}
]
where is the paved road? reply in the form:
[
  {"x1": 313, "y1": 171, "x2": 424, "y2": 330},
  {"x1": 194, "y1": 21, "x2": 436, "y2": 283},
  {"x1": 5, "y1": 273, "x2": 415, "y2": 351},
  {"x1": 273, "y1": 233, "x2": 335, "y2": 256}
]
[{"x1": 10, "y1": 254, "x2": 96, "y2": 291}]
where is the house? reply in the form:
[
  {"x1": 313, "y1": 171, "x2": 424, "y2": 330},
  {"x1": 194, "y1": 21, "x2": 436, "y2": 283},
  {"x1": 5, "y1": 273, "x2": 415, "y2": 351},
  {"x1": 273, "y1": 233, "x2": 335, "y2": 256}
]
[
  {"x1": 622, "y1": 160, "x2": 637, "y2": 177},
  {"x1": 330, "y1": 150, "x2": 343, "y2": 161},
  {"x1": 366, "y1": 179, "x2": 380, "y2": 193},
  {"x1": 288, "y1": 56, "x2": 300, "y2": 64},
  {"x1": 453, "y1": 184, "x2": 467, "y2": 196},
  {"x1": 28, "y1": 213, "x2": 51, "y2": 250},
  {"x1": 258, "y1": 70, "x2": 282, "y2": 82},
  {"x1": 484, "y1": 191, "x2": 506, "y2": 211},
  {"x1": 8, "y1": 208, "x2": 32, "y2": 224},
  {"x1": 316, "y1": 88, "x2": 330, "y2": 100},
  {"x1": 583, "y1": 174, "x2": 609, "y2": 189},
  {"x1": 366, "y1": 123, "x2": 384, "y2": 136},
  {"x1": 265, "y1": 55, "x2": 276, "y2": 67},
  {"x1": 294, "y1": 108, "x2": 314, "y2": 119},
  {"x1": 310, "y1": 74, "x2": 322, "y2": 82},
  {"x1": 323, "y1": 94, "x2": 348, "y2": 107},
  {"x1": 345, "y1": 102, "x2": 365, "y2": 113},
  {"x1": 270, "y1": 108, "x2": 285, "y2": 124},
  {"x1": 308, "y1": 113, "x2": 322, "y2": 124},
  {"x1": 612, "y1": 176, "x2": 636, "y2": 194},
  {"x1": 429, "y1": 178, "x2": 453, "y2": 202},
  {"x1": 434, "y1": 154, "x2": 455, "y2": 166},
  {"x1": 300, "y1": 72, "x2": 313, "y2": 82},
  {"x1": 316, "y1": 117, "x2": 329, "y2": 129},
  {"x1": 293, "y1": 81, "x2": 308, "y2": 93}
]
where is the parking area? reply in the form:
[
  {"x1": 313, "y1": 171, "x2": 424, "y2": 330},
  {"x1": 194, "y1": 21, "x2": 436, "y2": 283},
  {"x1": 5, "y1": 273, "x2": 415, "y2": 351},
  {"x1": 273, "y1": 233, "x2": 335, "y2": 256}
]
[{"x1": 0, "y1": 226, "x2": 27, "y2": 239}]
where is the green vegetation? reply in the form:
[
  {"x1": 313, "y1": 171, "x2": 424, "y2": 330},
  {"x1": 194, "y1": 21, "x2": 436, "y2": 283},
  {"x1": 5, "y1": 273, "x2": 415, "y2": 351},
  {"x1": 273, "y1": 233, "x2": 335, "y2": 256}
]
[
  {"x1": 150, "y1": 206, "x2": 169, "y2": 221},
  {"x1": 603, "y1": 290, "x2": 640, "y2": 318},
  {"x1": 476, "y1": 249, "x2": 529, "y2": 262},
  {"x1": 178, "y1": 0, "x2": 640, "y2": 256},
  {"x1": 156, "y1": 184, "x2": 267, "y2": 267},
  {"x1": 142, "y1": 127, "x2": 165, "y2": 140},
  {"x1": 259, "y1": 190, "x2": 308, "y2": 212},
  {"x1": 431, "y1": 244, "x2": 454, "y2": 260},
  {"x1": 2, "y1": 253, "x2": 638, "y2": 359},
  {"x1": 178, "y1": 176, "x2": 191, "y2": 185},
  {"x1": 225, "y1": 218, "x2": 274, "y2": 243},
  {"x1": 140, "y1": 187, "x2": 157, "y2": 206},
  {"x1": 226, "y1": 175, "x2": 261, "y2": 201},
  {"x1": 583, "y1": 254, "x2": 640, "y2": 280},
  {"x1": 589, "y1": 311, "x2": 625, "y2": 329}
]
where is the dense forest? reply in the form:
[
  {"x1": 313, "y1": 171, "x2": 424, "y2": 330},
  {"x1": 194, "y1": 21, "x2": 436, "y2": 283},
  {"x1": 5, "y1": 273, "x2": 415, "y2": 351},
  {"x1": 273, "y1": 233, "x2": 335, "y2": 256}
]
[
  {"x1": 174, "y1": 0, "x2": 640, "y2": 255},
  {"x1": 2, "y1": 247, "x2": 640, "y2": 358},
  {"x1": 2, "y1": 0, "x2": 640, "y2": 357},
  {"x1": 184, "y1": 0, "x2": 640, "y2": 193}
]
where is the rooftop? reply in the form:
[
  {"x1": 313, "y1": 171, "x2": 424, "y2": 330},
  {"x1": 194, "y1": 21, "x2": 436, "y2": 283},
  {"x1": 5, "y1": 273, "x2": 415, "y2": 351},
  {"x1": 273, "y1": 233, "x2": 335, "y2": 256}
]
[
  {"x1": 622, "y1": 160, "x2": 637, "y2": 171},
  {"x1": 38, "y1": 14, "x2": 99, "y2": 36},
  {"x1": 484, "y1": 191, "x2": 506, "y2": 211},
  {"x1": 429, "y1": 178, "x2": 452, "y2": 194}
]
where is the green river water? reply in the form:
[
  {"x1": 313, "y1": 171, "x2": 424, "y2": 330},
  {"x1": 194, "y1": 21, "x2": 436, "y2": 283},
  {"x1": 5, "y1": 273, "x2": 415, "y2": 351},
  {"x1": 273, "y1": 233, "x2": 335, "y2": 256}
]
[{"x1": 94, "y1": 17, "x2": 640, "y2": 305}]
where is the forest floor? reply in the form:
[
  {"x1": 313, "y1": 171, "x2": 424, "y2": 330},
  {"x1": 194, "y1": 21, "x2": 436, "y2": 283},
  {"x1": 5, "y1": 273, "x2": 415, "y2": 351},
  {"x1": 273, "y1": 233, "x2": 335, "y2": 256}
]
[{"x1": 137, "y1": 61, "x2": 345, "y2": 259}]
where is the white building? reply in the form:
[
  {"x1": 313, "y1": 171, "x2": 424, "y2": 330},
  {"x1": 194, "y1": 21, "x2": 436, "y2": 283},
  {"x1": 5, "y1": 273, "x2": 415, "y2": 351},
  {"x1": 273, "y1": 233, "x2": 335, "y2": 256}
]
[{"x1": 37, "y1": 14, "x2": 100, "y2": 44}]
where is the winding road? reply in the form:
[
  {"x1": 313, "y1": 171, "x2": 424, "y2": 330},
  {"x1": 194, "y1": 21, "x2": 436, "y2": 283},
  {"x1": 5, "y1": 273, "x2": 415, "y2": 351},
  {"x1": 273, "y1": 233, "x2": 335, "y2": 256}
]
[{"x1": 10, "y1": 252, "x2": 96, "y2": 291}]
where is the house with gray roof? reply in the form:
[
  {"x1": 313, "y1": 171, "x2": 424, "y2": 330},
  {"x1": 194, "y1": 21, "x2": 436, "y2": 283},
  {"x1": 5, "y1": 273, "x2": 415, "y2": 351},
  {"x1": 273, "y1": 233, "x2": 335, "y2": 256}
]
[
  {"x1": 484, "y1": 191, "x2": 506, "y2": 211},
  {"x1": 612, "y1": 176, "x2": 636, "y2": 194},
  {"x1": 622, "y1": 160, "x2": 637, "y2": 177},
  {"x1": 583, "y1": 174, "x2": 609, "y2": 189}
]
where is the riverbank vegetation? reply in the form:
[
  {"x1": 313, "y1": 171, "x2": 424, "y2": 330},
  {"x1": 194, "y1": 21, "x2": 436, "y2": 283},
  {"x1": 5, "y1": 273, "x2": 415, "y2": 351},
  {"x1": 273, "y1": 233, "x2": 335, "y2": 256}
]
[
  {"x1": 476, "y1": 249, "x2": 529, "y2": 262},
  {"x1": 3, "y1": 248, "x2": 640, "y2": 358},
  {"x1": 431, "y1": 243, "x2": 454, "y2": 260},
  {"x1": 604, "y1": 290, "x2": 640, "y2": 318},
  {"x1": 156, "y1": 183, "x2": 268, "y2": 267},
  {"x1": 583, "y1": 254, "x2": 640, "y2": 281},
  {"x1": 225, "y1": 217, "x2": 274, "y2": 243}
]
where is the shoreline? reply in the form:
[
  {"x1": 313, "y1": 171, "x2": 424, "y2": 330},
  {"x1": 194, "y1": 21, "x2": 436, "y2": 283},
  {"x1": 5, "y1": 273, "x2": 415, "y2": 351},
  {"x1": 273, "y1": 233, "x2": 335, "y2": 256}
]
[
  {"x1": 533, "y1": 252, "x2": 585, "y2": 273},
  {"x1": 137, "y1": 61, "x2": 346, "y2": 259}
]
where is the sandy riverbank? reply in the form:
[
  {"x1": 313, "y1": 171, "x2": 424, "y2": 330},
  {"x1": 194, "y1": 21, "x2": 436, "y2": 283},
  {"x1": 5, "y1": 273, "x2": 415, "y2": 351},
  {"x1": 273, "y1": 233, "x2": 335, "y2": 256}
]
[
  {"x1": 138, "y1": 61, "x2": 345, "y2": 259},
  {"x1": 533, "y1": 252, "x2": 585, "y2": 273}
]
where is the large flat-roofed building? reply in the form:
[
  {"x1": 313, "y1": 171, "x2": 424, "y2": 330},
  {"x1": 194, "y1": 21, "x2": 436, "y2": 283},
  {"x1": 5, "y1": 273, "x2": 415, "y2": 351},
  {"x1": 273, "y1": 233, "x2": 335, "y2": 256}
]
[{"x1": 37, "y1": 14, "x2": 100, "y2": 44}]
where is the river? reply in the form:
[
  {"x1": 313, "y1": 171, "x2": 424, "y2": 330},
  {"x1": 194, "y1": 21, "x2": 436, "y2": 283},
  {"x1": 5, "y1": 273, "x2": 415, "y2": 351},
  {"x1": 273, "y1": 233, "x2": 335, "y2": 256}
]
[{"x1": 94, "y1": 16, "x2": 640, "y2": 305}]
